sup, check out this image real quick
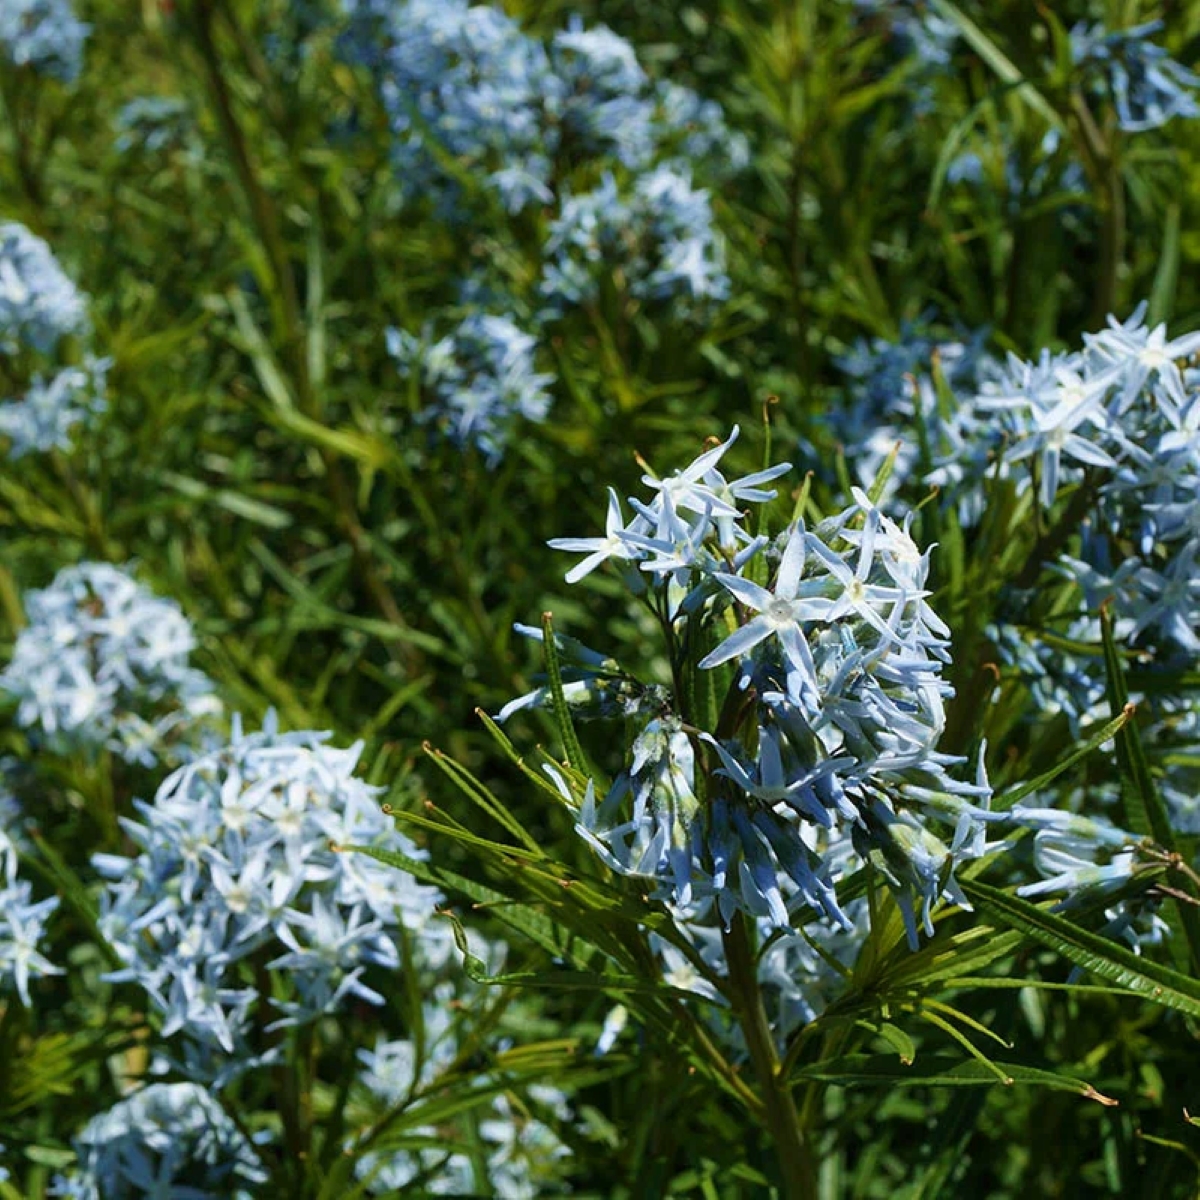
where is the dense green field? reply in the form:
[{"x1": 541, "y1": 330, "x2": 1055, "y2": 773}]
[{"x1": 4, "y1": 1, "x2": 1200, "y2": 1195}]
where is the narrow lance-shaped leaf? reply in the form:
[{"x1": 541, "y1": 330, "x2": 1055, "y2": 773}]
[
  {"x1": 992, "y1": 706, "x2": 1131, "y2": 812},
  {"x1": 790, "y1": 1054, "x2": 1115, "y2": 1104},
  {"x1": 1100, "y1": 607, "x2": 1200, "y2": 969},
  {"x1": 540, "y1": 611, "x2": 588, "y2": 773},
  {"x1": 962, "y1": 879, "x2": 1200, "y2": 1018}
]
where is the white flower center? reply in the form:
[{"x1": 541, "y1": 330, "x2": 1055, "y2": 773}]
[{"x1": 765, "y1": 598, "x2": 795, "y2": 627}]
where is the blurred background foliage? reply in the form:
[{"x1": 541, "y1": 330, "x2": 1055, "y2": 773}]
[{"x1": 4, "y1": 0, "x2": 1200, "y2": 1195}]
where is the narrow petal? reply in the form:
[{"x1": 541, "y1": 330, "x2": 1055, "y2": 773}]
[
  {"x1": 698, "y1": 615, "x2": 774, "y2": 668},
  {"x1": 713, "y1": 572, "x2": 774, "y2": 612}
]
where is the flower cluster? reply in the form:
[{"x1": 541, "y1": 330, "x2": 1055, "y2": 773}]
[
  {"x1": 0, "y1": 0, "x2": 89, "y2": 83},
  {"x1": 830, "y1": 313, "x2": 994, "y2": 503},
  {"x1": 387, "y1": 313, "x2": 552, "y2": 465},
  {"x1": 955, "y1": 305, "x2": 1200, "y2": 653},
  {"x1": 342, "y1": 0, "x2": 556, "y2": 213},
  {"x1": 0, "y1": 786, "x2": 61, "y2": 1006},
  {"x1": 113, "y1": 96, "x2": 193, "y2": 156},
  {"x1": 510, "y1": 427, "x2": 994, "y2": 948},
  {"x1": 830, "y1": 306, "x2": 1200, "y2": 869},
  {"x1": 0, "y1": 222, "x2": 88, "y2": 355},
  {"x1": 93, "y1": 716, "x2": 443, "y2": 1082},
  {"x1": 630, "y1": 834, "x2": 873, "y2": 1055},
  {"x1": 51, "y1": 1083, "x2": 268, "y2": 1199},
  {"x1": 357, "y1": 5, "x2": 742, "y2": 462},
  {"x1": 1, "y1": 562, "x2": 220, "y2": 765},
  {"x1": 341, "y1": 0, "x2": 746, "y2": 215},
  {"x1": 848, "y1": 0, "x2": 960, "y2": 73},
  {"x1": 845, "y1": 0, "x2": 961, "y2": 113},
  {"x1": 0, "y1": 358, "x2": 109, "y2": 458},
  {"x1": 540, "y1": 166, "x2": 728, "y2": 315},
  {"x1": 0, "y1": 222, "x2": 105, "y2": 459},
  {"x1": 1070, "y1": 21, "x2": 1200, "y2": 132}
]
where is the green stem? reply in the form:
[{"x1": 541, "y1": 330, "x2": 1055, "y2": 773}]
[{"x1": 722, "y1": 913, "x2": 818, "y2": 1200}]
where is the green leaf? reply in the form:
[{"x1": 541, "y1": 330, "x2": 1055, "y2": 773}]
[
  {"x1": 348, "y1": 842, "x2": 589, "y2": 965},
  {"x1": 991, "y1": 706, "x2": 1131, "y2": 812},
  {"x1": 440, "y1": 908, "x2": 712, "y2": 1001},
  {"x1": 1148, "y1": 203, "x2": 1181, "y2": 326},
  {"x1": 882, "y1": 923, "x2": 1023, "y2": 988},
  {"x1": 1100, "y1": 609, "x2": 1170, "y2": 845},
  {"x1": 540, "y1": 611, "x2": 588, "y2": 774},
  {"x1": 791, "y1": 1053, "x2": 1115, "y2": 1102},
  {"x1": 420, "y1": 741, "x2": 544, "y2": 854},
  {"x1": 1100, "y1": 608, "x2": 1200, "y2": 968},
  {"x1": 962, "y1": 879, "x2": 1200, "y2": 1017},
  {"x1": 855, "y1": 1019, "x2": 916, "y2": 1065},
  {"x1": 475, "y1": 707, "x2": 583, "y2": 808},
  {"x1": 927, "y1": 0, "x2": 1061, "y2": 128},
  {"x1": 866, "y1": 441, "x2": 901, "y2": 506},
  {"x1": 156, "y1": 470, "x2": 293, "y2": 529},
  {"x1": 248, "y1": 539, "x2": 443, "y2": 652}
]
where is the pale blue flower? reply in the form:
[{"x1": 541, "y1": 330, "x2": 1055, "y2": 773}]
[
  {"x1": 0, "y1": 0, "x2": 89, "y2": 82},
  {"x1": 342, "y1": 0, "x2": 559, "y2": 213},
  {"x1": 55, "y1": 1083, "x2": 267, "y2": 1199},
  {"x1": 547, "y1": 487, "x2": 649, "y2": 583},
  {"x1": 0, "y1": 562, "x2": 219, "y2": 765},
  {"x1": 349, "y1": 933, "x2": 572, "y2": 1198},
  {"x1": 0, "y1": 804, "x2": 61, "y2": 1006},
  {"x1": 1071, "y1": 20, "x2": 1200, "y2": 132},
  {"x1": 0, "y1": 357, "x2": 108, "y2": 459},
  {"x1": 551, "y1": 20, "x2": 656, "y2": 167},
  {"x1": 113, "y1": 96, "x2": 192, "y2": 155},
  {"x1": 521, "y1": 434, "x2": 988, "y2": 945},
  {"x1": 0, "y1": 222, "x2": 88, "y2": 355},
  {"x1": 540, "y1": 167, "x2": 728, "y2": 315},
  {"x1": 388, "y1": 313, "x2": 552, "y2": 465},
  {"x1": 95, "y1": 717, "x2": 442, "y2": 1079},
  {"x1": 1013, "y1": 807, "x2": 1141, "y2": 898}
]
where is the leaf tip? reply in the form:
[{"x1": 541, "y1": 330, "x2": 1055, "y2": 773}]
[{"x1": 1082, "y1": 1084, "x2": 1119, "y2": 1107}]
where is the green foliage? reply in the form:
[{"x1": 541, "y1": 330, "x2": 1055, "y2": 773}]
[{"x1": 4, "y1": 0, "x2": 1200, "y2": 1196}]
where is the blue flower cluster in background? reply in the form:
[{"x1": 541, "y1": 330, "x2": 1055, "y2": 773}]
[
  {"x1": 541, "y1": 165, "x2": 728, "y2": 315},
  {"x1": 387, "y1": 313, "x2": 552, "y2": 466},
  {"x1": 349, "y1": 1, "x2": 742, "y2": 462},
  {"x1": 830, "y1": 313, "x2": 994, "y2": 501},
  {"x1": 52, "y1": 1083, "x2": 268, "y2": 1199},
  {"x1": 849, "y1": 0, "x2": 959, "y2": 71},
  {"x1": 0, "y1": 784, "x2": 60, "y2": 1007},
  {"x1": 0, "y1": 221, "x2": 87, "y2": 355},
  {"x1": 1070, "y1": 21, "x2": 1200, "y2": 132},
  {"x1": 341, "y1": 0, "x2": 747, "y2": 215},
  {"x1": 0, "y1": 358, "x2": 108, "y2": 458},
  {"x1": 0, "y1": 0, "x2": 90, "y2": 84},
  {"x1": 112, "y1": 96, "x2": 194, "y2": 156},
  {"x1": 0, "y1": 222, "x2": 106, "y2": 459},
  {"x1": 0, "y1": 562, "x2": 220, "y2": 765},
  {"x1": 349, "y1": 937, "x2": 571, "y2": 1196}
]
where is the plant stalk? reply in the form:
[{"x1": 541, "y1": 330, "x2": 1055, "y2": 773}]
[{"x1": 722, "y1": 912, "x2": 818, "y2": 1200}]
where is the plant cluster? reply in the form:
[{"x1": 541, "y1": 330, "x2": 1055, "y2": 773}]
[{"x1": 4, "y1": 0, "x2": 1200, "y2": 1196}]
